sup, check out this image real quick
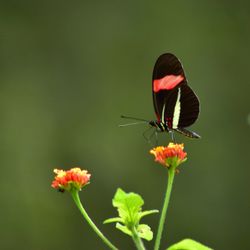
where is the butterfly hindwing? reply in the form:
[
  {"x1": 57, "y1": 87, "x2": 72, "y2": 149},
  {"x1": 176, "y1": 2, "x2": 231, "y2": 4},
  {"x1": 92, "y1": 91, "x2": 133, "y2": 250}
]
[{"x1": 178, "y1": 84, "x2": 200, "y2": 127}]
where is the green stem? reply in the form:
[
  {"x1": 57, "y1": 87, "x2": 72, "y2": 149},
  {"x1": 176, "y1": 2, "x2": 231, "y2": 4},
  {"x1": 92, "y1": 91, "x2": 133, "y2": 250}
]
[
  {"x1": 71, "y1": 190, "x2": 118, "y2": 250},
  {"x1": 131, "y1": 227, "x2": 146, "y2": 250},
  {"x1": 154, "y1": 167, "x2": 175, "y2": 250}
]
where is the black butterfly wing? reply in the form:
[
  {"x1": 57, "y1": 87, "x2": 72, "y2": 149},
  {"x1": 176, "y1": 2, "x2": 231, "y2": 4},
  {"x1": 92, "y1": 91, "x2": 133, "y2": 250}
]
[
  {"x1": 152, "y1": 53, "x2": 200, "y2": 129},
  {"x1": 178, "y1": 84, "x2": 200, "y2": 128},
  {"x1": 152, "y1": 53, "x2": 186, "y2": 124},
  {"x1": 152, "y1": 53, "x2": 187, "y2": 79}
]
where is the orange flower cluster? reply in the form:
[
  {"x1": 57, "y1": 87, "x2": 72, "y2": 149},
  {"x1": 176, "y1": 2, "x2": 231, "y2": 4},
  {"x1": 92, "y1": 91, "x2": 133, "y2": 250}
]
[
  {"x1": 150, "y1": 143, "x2": 187, "y2": 168},
  {"x1": 51, "y1": 167, "x2": 91, "y2": 192}
]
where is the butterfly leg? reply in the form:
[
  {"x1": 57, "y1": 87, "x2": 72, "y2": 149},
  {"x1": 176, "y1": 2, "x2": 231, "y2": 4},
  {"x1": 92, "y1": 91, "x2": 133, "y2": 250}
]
[
  {"x1": 169, "y1": 130, "x2": 176, "y2": 143},
  {"x1": 143, "y1": 126, "x2": 153, "y2": 142},
  {"x1": 143, "y1": 127, "x2": 158, "y2": 146},
  {"x1": 149, "y1": 129, "x2": 158, "y2": 146},
  {"x1": 148, "y1": 127, "x2": 158, "y2": 146},
  {"x1": 154, "y1": 130, "x2": 158, "y2": 146}
]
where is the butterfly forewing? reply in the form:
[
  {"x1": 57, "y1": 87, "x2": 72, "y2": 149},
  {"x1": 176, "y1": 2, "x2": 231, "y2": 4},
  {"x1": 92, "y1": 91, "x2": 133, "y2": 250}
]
[
  {"x1": 152, "y1": 53, "x2": 200, "y2": 131},
  {"x1": 152, "y1": 53, "x2": 187, "y2": 79}
]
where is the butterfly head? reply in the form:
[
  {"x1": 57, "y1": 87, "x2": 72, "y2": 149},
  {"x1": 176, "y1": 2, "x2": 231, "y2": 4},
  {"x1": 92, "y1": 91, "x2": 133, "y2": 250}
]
[{"x1": 149, "y1": 120, "x2": 170, "y2": 132}]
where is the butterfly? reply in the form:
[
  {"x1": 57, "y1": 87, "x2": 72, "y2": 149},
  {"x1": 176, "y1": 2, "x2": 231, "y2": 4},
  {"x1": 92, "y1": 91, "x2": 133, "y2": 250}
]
[{"x1": 121, "y1": 53, "x2": 200, "y2": 141}]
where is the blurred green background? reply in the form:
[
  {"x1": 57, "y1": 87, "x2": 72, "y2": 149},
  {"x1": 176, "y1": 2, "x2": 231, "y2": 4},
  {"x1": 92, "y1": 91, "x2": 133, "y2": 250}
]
[{"x1": 1, "y1": 1, "x2": 250, "y2": 249}]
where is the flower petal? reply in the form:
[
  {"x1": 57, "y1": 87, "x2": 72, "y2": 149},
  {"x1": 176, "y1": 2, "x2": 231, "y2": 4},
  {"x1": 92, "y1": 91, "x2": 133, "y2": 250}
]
[
  {"x1": 51, "y1": 167, "x2": 91, "y2": 192},
  {"x1": 150, "y1": 143, "x2": 187, "y2": 168}
]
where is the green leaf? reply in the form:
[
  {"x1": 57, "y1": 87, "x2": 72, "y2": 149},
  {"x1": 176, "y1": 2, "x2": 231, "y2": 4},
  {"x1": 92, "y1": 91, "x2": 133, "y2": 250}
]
[
  {"x1": 167, "y1": 238, "x2": 213, "y2": 250},
  {"x1": 103, "y1": 217, "x2": 123, "y2": 224},
  {"x1": 112, "y1": 188, "x2": 144, "y2": 225},
  {"x1": 104, "y1": 188, "x2": 158, "y2": 240},
  {"x1": 137, "y1": 224, "x2": 153, "y2": 241},
  {"x1": 139, "y1": 209, "x2": 159, "y2": 220},
  {"x1": 116, "y1": 223, "x2": 132, "y2": 236}
]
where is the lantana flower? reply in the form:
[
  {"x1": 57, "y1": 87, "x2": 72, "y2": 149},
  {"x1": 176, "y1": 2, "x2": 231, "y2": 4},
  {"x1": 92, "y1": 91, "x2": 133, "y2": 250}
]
[
  {"x1": 51, "y1": 167, "x2": 91, "y2": 192},
  {"x1": 150, "y1": 143, "x2": 187, "y2": 168}
]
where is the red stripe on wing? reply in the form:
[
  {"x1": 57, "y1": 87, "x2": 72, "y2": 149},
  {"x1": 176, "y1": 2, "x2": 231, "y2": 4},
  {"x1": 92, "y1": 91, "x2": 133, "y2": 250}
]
[{"x1": 153, "y1": 75, "x2": 184, "y2": 92}]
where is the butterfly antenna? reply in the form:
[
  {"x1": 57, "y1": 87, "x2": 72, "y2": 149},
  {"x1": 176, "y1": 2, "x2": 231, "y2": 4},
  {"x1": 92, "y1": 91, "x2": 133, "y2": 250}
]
[
  {"x1": 121, "y1": 115, "x2": 149, "y2": 122},
  {"x1": 119, "y1": 121, "x2": 148, "y2": 127}
]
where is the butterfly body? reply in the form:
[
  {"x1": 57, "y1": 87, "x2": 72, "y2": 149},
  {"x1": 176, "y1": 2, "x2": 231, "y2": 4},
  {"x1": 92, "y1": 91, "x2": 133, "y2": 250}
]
[{"x1": 149, "y1": 120, "x2": 170, "y2": 132}]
